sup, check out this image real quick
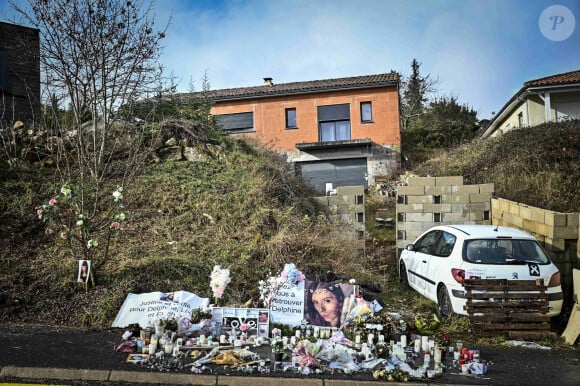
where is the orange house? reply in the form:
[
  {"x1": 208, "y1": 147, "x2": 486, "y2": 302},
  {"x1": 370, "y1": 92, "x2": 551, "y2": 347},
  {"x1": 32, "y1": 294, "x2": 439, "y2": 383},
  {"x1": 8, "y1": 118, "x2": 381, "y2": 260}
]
[{"x1": 208, "y1": 73, "x2": 401, "y2": 194}]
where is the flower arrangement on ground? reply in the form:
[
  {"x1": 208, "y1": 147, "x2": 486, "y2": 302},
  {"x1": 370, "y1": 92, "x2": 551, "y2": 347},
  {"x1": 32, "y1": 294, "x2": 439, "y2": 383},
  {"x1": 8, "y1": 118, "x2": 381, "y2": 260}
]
[
  {"x1": 209, "y1": 265, "x2": 231, "y2": 305},
  {"x1": 258, "y1": 263, "x2": 305, "y2": 307}
]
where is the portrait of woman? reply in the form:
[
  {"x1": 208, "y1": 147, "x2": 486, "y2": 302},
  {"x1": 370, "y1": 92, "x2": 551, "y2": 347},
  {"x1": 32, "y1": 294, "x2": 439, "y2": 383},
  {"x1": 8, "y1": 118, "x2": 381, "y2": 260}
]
[
  {"x1": 304, "y1": 281, "x2": 353, "y2": 328},
  {"x1": 78, "y1": 260, "x2": 91, "y2": 283}
]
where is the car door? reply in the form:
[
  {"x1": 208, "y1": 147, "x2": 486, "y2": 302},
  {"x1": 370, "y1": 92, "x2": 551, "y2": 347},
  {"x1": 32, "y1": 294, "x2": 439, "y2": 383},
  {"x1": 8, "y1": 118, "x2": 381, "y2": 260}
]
[
  {"x1": 423, "y1": 230, "x2": 458, "y2": 302},
  {"x1": 406, "y1": 230, "x2": 442, "y2": 296}
]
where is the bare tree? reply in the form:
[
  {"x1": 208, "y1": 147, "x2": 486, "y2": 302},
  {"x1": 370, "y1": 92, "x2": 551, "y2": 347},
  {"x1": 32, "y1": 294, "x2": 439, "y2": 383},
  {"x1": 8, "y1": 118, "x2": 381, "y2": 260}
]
[{"x1": 10, "y1": 0, "x2": 170, "y2": 181}]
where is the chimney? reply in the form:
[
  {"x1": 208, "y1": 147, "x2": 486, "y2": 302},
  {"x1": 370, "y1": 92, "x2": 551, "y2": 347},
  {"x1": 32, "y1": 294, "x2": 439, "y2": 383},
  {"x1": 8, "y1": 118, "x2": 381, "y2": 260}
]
[{"x1": 263, "y1": 77, "x2": 274, "y2": 86}]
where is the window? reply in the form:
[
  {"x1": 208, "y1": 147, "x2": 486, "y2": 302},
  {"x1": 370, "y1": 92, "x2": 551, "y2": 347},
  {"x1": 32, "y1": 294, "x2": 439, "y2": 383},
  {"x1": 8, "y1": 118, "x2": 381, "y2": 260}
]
[
  {"x1": 360, "y1": 102, "x2": 372, "y2": 122},
  {"x1": 215, "y1": 112, "x2": 254, "y2": 133},
  {"x1": 285, "y1": 108, "x2": 296, "y2": 128},
  {"x1": 0, "y1": 49, "x2": 8, "y2": 90},
  {"x1": 318, "y1": 103, "x2": 351, "y2": 142}
]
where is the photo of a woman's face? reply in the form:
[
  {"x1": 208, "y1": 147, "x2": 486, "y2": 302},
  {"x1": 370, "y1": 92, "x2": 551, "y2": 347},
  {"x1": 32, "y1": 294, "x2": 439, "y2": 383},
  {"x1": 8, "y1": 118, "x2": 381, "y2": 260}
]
[{"x1": 311, "y1": 289, "x2": 340, "y2": 326}]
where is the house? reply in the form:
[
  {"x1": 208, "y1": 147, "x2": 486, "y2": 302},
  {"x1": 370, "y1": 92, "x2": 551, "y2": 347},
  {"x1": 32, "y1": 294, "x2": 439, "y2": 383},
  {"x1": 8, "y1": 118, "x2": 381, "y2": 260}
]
[
  {"x1": 0, "y1": 21, "x2": 40, "y2": 127},
  {"x1": 205, "y1": 73, "x2": 401, "y2": 194},
  {"x1": 482, "y1": 69, "x2": 580, "y2": 138}
]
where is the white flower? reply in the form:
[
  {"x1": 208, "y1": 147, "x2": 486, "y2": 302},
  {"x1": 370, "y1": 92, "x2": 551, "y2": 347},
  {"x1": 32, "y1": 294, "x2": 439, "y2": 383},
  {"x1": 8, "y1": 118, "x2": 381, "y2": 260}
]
[
  {"x1": 113, "y1": 189, "x2": 123, "y2": 202},
  {"x1": 87, "y1": 239, "x2": 98, "y2": 249}
]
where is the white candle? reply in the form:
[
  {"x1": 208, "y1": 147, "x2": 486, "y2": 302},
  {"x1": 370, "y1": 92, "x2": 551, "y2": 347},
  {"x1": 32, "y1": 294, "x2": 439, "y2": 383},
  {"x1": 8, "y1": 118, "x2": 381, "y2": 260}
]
[
  {"x1": 400, "y1": 335, "x2": 407, "y2": 347},
  {"x1": 414, "y1": 339, "x2": 421, "y2": 353},
  {"x1": 355, "y1": 334, "x2": 361, "y2": 344},
  {"x1": 220, "y1": 335, "x2": 227, "y2": 344},
  {"x1": 313, "y1": 327, "x2": 320, "y2": 338},
  {"x1": 434, "y1": 348, "x2": 442, "y2": 364},
  {"x1": 378, "y1": 334, "x2": 385, "y2": 344},
  {"x1": 199, "y1": 335, "x2": 206, "y2": 345},
  {"x1": 367, "y1": 333, "x2": 374, "y2": 345},
  {"x1": 421, "y1": 336, "x2": 429, "y2": 351},
  {"x1": 295, "y1": 330, "x2": 301, "y2": 338}
]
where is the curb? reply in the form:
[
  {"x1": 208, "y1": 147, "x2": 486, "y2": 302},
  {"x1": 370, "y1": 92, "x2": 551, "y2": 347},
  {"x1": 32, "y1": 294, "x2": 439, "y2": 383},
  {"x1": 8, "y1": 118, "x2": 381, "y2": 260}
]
[{"x1": 1, "y1": 366, "x2": 449, "y2": 385}]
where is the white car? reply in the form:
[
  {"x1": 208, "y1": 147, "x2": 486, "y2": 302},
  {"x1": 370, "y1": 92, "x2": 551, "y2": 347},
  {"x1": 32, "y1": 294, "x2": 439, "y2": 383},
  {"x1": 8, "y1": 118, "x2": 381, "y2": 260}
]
[{"x1": 398, "y1": 224, "x2": 563, "y2": 317}]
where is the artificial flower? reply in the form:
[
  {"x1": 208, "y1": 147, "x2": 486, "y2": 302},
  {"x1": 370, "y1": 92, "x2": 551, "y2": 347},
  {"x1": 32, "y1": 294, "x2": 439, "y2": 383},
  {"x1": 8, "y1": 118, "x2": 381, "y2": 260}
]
[
  {"x1": 111, "y1": 221, "x2": 121, "y2": 230},
  {"x1": 210, "y1": 265, "x2": 231, "y2": 301},
  {"x1": 48, "y1": 198, "x2": 58, "y2": 206}
]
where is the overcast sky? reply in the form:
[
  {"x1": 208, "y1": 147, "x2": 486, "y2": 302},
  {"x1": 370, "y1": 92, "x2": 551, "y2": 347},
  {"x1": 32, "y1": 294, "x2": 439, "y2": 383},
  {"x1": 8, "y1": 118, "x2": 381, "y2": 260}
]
[{"x1": 3, "y1": 0, "x2": 579, "y2": 119}]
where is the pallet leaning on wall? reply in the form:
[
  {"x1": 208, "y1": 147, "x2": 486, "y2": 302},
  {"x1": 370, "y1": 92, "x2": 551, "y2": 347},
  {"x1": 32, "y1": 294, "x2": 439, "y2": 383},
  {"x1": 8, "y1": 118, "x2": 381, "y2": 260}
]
[{"x1": 463, "y1": 278, "x2": 556, "y2": 340}]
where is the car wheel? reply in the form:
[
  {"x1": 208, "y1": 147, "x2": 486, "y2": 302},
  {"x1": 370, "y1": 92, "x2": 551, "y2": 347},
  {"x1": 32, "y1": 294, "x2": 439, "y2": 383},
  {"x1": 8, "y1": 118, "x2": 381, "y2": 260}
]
[
  {"x1": 399, "y1": 261, "x2": 410, "y2": 289},
  {"x1": 437, "y1": 285, "x2": 453, "y2": 318}
]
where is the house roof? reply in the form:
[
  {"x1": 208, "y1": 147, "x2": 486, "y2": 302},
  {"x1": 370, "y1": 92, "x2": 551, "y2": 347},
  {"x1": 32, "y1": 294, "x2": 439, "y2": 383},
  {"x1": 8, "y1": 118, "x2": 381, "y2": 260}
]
[
  {"x1": 184, "y1": 72, "x2": 399, "y2": 102},
  {"x1": 524, "y1": 69, "x2": 580, "y2": 88},
  {"x1": 482, "y1": 69, "x2": 580, "y2": 138}
]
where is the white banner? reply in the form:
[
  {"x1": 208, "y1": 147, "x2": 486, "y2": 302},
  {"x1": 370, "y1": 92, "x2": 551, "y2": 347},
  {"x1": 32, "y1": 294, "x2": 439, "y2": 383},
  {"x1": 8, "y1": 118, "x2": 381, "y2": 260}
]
[
  {"x1": 269, "y1": 281, "x2": 305, "y2": 326},
  {"x1": 111, "y1": 291, "x2": 210, "y2": 328}
]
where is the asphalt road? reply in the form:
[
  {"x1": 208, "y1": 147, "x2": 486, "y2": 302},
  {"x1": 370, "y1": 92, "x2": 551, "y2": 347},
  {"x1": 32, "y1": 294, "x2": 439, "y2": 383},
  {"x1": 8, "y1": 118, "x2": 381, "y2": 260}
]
[{"x1": 0, "y1": 324, "x2": 578, "y2": 385}]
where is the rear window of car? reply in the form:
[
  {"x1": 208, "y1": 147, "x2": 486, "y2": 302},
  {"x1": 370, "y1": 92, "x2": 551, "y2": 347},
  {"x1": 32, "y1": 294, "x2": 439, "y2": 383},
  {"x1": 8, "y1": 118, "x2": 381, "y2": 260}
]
[{"x1": 463, "y1": 239, "x2": 550, "y2": 265}]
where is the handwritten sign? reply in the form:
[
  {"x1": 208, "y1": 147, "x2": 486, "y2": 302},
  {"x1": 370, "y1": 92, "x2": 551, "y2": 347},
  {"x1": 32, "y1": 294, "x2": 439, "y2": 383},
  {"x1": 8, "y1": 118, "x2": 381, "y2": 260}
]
[
  {"x1": 112, "y1": 291, "x2": 209, "y2": 328},
  {"x1": 269, "y1": 281, "x2": 305, "y2": 326}
]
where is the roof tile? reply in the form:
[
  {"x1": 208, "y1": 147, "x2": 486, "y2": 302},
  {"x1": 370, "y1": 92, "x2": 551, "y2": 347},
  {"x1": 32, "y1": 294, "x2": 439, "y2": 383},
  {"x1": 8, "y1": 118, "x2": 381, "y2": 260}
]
[{"x1": 524, "y1": 69, "x2": 580, "y2": 87}]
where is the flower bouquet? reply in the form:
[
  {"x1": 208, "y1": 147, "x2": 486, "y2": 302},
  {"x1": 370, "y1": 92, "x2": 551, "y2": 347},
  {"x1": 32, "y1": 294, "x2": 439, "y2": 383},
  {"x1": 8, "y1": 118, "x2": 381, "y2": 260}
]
[{"x1": 210, "y1": 265, "x2": 231, "y2": 305}]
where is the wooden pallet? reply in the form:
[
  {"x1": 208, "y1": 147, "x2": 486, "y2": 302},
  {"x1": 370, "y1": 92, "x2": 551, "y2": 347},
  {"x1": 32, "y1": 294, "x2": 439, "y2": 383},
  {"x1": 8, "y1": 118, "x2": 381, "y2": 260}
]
[{"x1": 463, "y1": 278, "x2": 556, "y2": 339}]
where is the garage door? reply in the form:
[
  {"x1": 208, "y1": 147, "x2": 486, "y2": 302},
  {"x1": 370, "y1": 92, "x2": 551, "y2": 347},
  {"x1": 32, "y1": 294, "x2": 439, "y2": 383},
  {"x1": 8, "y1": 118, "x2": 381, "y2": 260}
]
[{"x1": 299, "y1": 158, "x2": 368, "y2": 194}]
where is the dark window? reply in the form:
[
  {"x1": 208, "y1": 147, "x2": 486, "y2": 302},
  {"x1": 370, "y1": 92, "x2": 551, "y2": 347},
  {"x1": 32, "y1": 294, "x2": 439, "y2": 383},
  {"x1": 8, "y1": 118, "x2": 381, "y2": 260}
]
[
  {"x1": 360, "y1": 102, "x2": 372, "y2": 122},
  {"x1": 433, "y1": 195, "x2": 441, "y2": 204},
  {"x1": 434, "y1": 213, "x2": 441, "y2": 223},
  {"x1": 0, "y1": 49, "x2": 8, "y2": 90},
  {"x1": 355, "y1": 195, "x2": 364, "y2": 205},
  {"x1": 285, "y1": 108, "x2": 296, "y2": 128},
  {"x1": 357, "y1": 212, "x2": 364, "y2": 223},
  {"x1": 318, "y1": 103, "x2": 351, "y2": 141},
  {"x1": 215, "y1": 112, "x2": 254, "y2": 133}
]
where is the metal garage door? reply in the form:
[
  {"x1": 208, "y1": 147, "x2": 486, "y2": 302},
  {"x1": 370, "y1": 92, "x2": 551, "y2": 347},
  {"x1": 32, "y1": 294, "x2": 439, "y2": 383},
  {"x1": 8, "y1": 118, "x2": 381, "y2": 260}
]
[{"x1": 299, "y1": 158, "x2": 368, "y2": 194}]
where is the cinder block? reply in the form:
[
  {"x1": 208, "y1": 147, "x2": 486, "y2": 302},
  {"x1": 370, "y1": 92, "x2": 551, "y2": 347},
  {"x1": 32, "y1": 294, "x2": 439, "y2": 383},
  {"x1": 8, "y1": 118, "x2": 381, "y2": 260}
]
[
  {"x1": 435, "y1": 176, "x2": 464, "y2": 186},
  {"x1": 465, "y1": 203, "x2": 491, "y2": 211},
  {"x1": 508, "y1": 202, "x2": 520, "y2": 216},
  {"x1": 405, "y1": 213, "x2": 435, "y2": 222},
  {"x1": 519, "y1": 205, "x2": 532, "y2": 220},
  {"x1": 442, "y1": 212, "x2": 469, "y2": 222},
  {"x1": 567, "y1": 214, "x2": 579, "y2": 227},
  {"x1": 545, "y1": 212, "x2": 567, "y2": 227},
  {"x1": 407, "y1": 177, "x2": 436, "y2": 186},
  {"x1": 397, "y1": 185, "x2": 426, "y2": 195},
  {"x1": 423, "y1": 204, "x2": 452, "y2": 213},
  {"x1": 553, "y1": 226, "x2": 579, "y2": 239},
  {"x1": 336, "y1": 186, "x2": 364, "y2": 196},
  {"x1": 511, "y1": 215, "x2": 524, "y2": 228},
  {"x1": 396, "y1": 204, "x2": 424, "y2": 213},
  {"x1": 523, "y1": 219, "x2": 538, "y2": 234},
  {"x1": 407, "y1": 195, "x2": 433, "y2": 204},
  {"x1": 491, "y1": 198, "x2": 500, "y2": 209},
  {"x1": 479, "y1": 183, "x2": 495, "y2": 193},
  {"x1": 535, "y1": 223, "x2": 551, "y2": 238},
  {"x1": 452, "y1": 185, "x2": 480, "y2": 194},
  {"x1": 425, "y1": 185, "x2": 452, "y2": 195},
  {"x1": 469, "y1": 193, "x2": 492, "y2": 203},
  {"x1": 545, "y1": 237, "x2": 566, "y2": 251},
  {"x1": 469, "y1": 211, "x2": 484, "y2": 221},
  {"x1": 530, "y1": 207, "x2": 545, "y2": 223},
  {"x1": 441, "y1": 194, "x2": 470, "y2": 204}
]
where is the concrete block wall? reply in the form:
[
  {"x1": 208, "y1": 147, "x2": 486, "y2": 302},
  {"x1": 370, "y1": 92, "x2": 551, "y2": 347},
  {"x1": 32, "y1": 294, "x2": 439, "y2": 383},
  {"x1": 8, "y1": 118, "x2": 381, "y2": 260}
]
[
  {"x1": 395, "y1": 177, "x2": 494, "y2": 250},
  {"x1": 314, "y1": 185, "x2": 366, "y2": 235},
  {"x1": 491, "y1": 197, "x2": 580, "y2": 305}
]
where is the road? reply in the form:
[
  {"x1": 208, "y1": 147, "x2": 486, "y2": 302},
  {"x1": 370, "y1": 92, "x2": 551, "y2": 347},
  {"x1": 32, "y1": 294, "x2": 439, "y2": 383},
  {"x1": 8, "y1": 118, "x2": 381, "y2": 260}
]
[{"x1": 0, "y1": 325, "x2": 578, "y2": 385}]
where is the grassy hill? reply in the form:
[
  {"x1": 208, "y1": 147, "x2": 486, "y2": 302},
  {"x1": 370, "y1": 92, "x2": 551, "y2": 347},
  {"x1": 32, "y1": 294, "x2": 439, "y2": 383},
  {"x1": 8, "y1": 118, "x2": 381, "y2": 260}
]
[{"x1": 0, "y1": 119, "x2": 577, "y2": 342}]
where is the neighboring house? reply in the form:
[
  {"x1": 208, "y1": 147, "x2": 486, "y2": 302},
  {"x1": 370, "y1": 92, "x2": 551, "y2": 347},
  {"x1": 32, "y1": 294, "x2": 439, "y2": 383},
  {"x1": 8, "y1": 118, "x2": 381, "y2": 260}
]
[
  {"x1": 202, "y1": 73, "x2": 401, "y2": 194},
  {"x1": 0, "y1": 21, "x2": 40, "y2": 127},
  {"x1": 482, "y1": 69, "x2": 580, "y2": 138}
]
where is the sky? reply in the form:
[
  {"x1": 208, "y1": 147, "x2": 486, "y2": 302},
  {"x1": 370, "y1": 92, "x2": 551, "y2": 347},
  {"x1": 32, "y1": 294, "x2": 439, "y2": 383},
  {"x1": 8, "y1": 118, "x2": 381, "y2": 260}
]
[{"x1": 2, "y1": 0, "x2": 580, "y2": 120}]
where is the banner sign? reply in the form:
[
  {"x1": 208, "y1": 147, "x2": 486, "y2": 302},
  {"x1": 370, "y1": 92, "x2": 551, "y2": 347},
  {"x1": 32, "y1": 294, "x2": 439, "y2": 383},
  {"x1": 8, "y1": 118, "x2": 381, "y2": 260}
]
[{"x1": 112, "y1": 291, "x2": 209, "y2": 328}]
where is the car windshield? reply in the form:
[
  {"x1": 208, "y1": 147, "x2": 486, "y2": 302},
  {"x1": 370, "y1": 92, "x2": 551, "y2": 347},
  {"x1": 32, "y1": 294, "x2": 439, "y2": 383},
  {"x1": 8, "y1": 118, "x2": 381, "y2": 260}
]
[{"x1": 463, "y1": 239, "x2": 550, "y2": 264}]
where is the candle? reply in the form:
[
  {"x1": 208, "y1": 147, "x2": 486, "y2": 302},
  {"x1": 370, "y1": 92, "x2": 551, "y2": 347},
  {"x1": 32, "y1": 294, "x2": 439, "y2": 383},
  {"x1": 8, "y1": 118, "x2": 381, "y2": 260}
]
[
  {"x1": 414, "y1": 339, "x2": 421, "y2": 353},
  {"x1": 220, "y1": 335, "x2": 227, "y2": 344},
  {"x1": 313, "y1": 327, "x2": 320, "y2": 338},
  {"x1": 172, "y1": 344, "x2": 180, "y2": 357},
  {"x1": 434, "y1": 348, "x2": 442, "y2": 364},
  {"x1": 148, "y1": 342, "x2": 156, "y2": 354},
  {"x1": 421, "y1": 336, "x2": 429, "y2": 351},
  {"x1": 400, "y1": 335, "x2": 407, "y2": 347},
  {"x1": 176, "y1": 338, "x2": 183, "y2": 348},
  {"x1": 199, "y1": 335, "x2": 206, "y2": 345},
  {"x1": 164, "y1": 342, "x2": 173, "y2": 354},
  {"x1": 453, "y1": 351, "x2": 461, "y2": 360},
  {"x1": 355, "y1": 334, "x2": 361, "y2": 344},
  {"x1": 423, "y1": 353, "x2": 431, "y2": 368},
  {"x1": 282, "y1": 336, "x2": 289, "y2": 346},
  {"x1": 367, "y1": 333, "x2": 374, "y2": 345},
  {"x1": 378, "y1": 334, "x2": 385, "y2": 344}
]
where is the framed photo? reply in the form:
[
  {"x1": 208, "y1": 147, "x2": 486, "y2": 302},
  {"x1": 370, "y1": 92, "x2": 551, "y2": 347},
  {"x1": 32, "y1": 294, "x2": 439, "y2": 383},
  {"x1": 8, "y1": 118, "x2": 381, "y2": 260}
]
[
  {"x1": 126, "y1": 353, "x2": 149, "y2": 363},
  {"x1": 77, "y1": 259, "x2": 91, "y2": 283}
]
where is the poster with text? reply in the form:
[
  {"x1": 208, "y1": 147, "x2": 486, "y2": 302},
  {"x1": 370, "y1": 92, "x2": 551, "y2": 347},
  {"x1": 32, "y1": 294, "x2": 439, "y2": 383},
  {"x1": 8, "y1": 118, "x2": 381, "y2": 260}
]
[
  {"x1": 112, "y1": 291, "x2": 209, "y2": 328},
  {"x1": 268, "y1": 281, "x2": 305, "y2": 326}
]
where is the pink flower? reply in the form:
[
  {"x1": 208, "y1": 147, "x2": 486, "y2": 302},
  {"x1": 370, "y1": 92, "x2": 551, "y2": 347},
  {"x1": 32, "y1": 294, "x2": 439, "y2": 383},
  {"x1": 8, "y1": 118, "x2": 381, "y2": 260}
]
[
  {"x1": 60, "y1": 231, "x2": 68, "y2": 240},
  {"x1": 48, "y1": 198, "x2": 57, "y2": 206},
  {"x1": 240, "y1": 323, "x2": 250, "y2": 332},
  {"x1": 36, "y1": 209, "x2": 44, "y2": 216},
  {"x1": 111, "y1": 221, "x2": 121, "y2": 230}
]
